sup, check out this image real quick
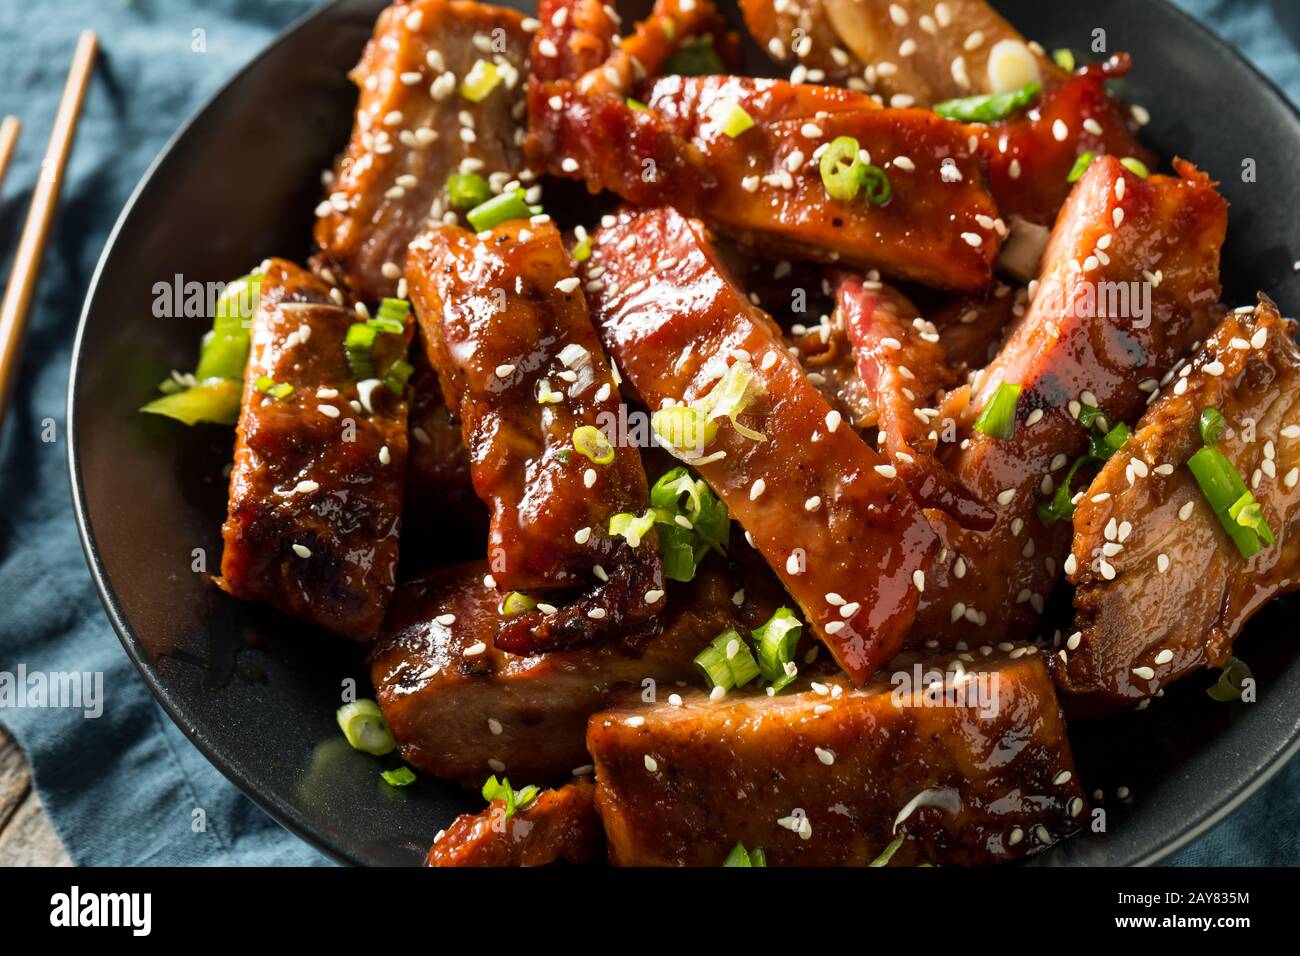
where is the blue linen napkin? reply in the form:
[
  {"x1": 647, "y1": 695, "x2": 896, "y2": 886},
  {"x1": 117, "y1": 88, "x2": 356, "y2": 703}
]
[{"x1": 0, "y1": 0, "x2": 1294, "y2": 866}]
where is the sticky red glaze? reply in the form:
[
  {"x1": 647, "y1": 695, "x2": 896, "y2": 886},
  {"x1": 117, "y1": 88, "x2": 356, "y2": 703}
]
[
  {"x1": 313, "y1": 0, "x2": 529, "y2": 300},
  {"x1": 527, "y1": 74, "x2": 1002, "y2": 291},
  {"x1": 585, "y1": 206, "x2": 937, "y2": 684},
  {"x1": 426, "y1": 779, "x2": 603, "y2": 866},
  {"x1": 217, "y1": 259, "x2": 410, "y2": 641},
  {"x1": 837, "y1": 274, "x2": 995, "y2": 528},
  {"x1": 588, "y1": 649, "x2": 1085, "y2": 866},
  {"x1": 973, "y1": 56, "x2": 1155, "y2": 226},
  {"x1": 1060, "y1": 298, "x2": 1300, "y2": 715},
  {"x1": 913, "y1": 156, "x2": 1227, "y2": 646},
  {"x1": 531, "y1": 0, "x2": 617, "y2": 82}
]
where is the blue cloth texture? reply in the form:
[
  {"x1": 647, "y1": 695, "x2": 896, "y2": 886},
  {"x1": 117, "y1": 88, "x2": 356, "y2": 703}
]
[{"x1": 0, "y1": 0, "x2": 1295, "y2": 866}]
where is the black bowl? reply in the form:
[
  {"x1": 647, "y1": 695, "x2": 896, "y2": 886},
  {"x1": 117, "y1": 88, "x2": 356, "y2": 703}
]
[{"x1": 69, "y1": 0, "x2": 1300, "y2": 866}]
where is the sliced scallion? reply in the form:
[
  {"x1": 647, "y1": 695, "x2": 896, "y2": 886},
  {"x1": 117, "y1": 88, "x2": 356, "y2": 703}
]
[
  {"x1": 609, "y1": 509, "x2": 658, "y2": 548},
  {"x1": 1199, "y1": 407, "x2": 1226, "y2": 445},
  {"x1": 140, "y1": 379, "x2": 243, "y2": 426},
  {"x1": 1120, "y1": 156, "x2": 1150, "y2": 178},
  {"x1": 933, "y1": 82, "x2": 1040, "y2": 123},
  {"x1": 973, "y1": 382, "x2": 1022, "y2": 440},
  {"x1": 1067, "y1": 151, "x2": 1096, "y2": 183},
  {"x1": 337, "y1": 699, "x2": 396, "y2": 756},
  {"x1": 819, "y1": 136, "x2": 862, "y2": 202},
  {"x1": 381, "y1": 766, "x2": 417, "y2": 787},
  {"x1": 709, "y1": 99, "x2": 755, "y2": 138},
  {"x1": 481, "y1": 775, "x2": 539, "y2": 820},
  {"x1": 446, "y1": 172, "x2": 492, "y2": 211},
  {"x1": 722, "y1": 842, "x2": 766, "y2": 867},
  {"x1": 753, "y1": 607, "x2": 802, "y2": 690},
  {"x1": 467, "y1": 190, "x2": 537, "y2": 232},
  {"x1": 652, "y1": 405, "x2": 718, "y2": 455},
  {"x1": 1186, "y1": 446, "x2": 1272, "y2": 557},
  {"x1": 1052, "y1": 48, "x2": 1076, "y2": 71},
  {"x1": 196, "y1": 273, "x2": 263, "y2": 381},
  {"x1": 460, "y1": 59, "x2": 501, "y2": 102},
  {"x1": 869, "y1": 835, "x2": 905, "y2": 867},
  {"x1": 500, "y1": 591, "x2": 537, "y2": 617},
  {"x1": 573, "y1": 424, "x2": 615, "y2": 464},
  {"x1": 1207, "y1": 656, "x2": 1253, "y2": 702}
]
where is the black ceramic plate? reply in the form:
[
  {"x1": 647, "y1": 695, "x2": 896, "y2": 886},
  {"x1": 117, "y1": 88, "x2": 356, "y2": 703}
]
[{"x1": 69, "y1": 0, "x2": 1300, "y2": 866}]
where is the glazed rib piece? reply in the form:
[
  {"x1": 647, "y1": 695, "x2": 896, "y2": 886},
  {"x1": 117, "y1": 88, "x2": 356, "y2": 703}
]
[
  {"x1": 531, "y1": 0, "x2": 617, "y2": 83},
  {"x1": 837, "y1": 274, "x2": 993, "y2": 528},
  {"x1": 371, "y1": 559, "x2": 781, "y2": 785},
  {"x1": 912, "y1": 156, "x2": 1227, "y2": 646},
  {"x1": 313, "y1": 0, "x2": 531, "y2": 300},
  {"x1": 741, "y1": 0, "x2": 1065, "y2": 105},
  {"x1": 971, "y1": 56, "x2": 1155, "y2": 226},
  {"x1": 1058, "y1": 298, "x2": 1300, "y2": 715},
  {"x1": 427, "y1": 779, "x2": 603, "y2": 866},
  {"x1": 405, "y1": 218, "x2": 663, "y2": 653},
  {"x1": 527, "y1": 75, "x2": 1002, "y2": 292},
  {"x1": 585, "y1": 206, "x2": 937, "y2": 685},
  {"x1": 588, "y1": 648, "x2": 1086, "y2": 866},
  {"x1": 217, "y1": 259, "x2": 411, "y2": 641}
]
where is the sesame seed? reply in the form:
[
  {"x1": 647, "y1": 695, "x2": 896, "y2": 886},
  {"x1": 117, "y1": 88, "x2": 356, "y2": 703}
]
[
  {"x1": 815, "y1": 747, "x2": 835, "y2": 765},
  {"x1": 465, "y1": 641, "x2": 487, "y2": 656},
  {"x1": 996, "y1": 488, "x2": 1015, "y2": 506},
  {"x1": 555, "y1": 276, "x2": 580, "y2": 293},
  {"x1": 488, "y1": 718, "x2": 503, "y2": 735},
  {"x1": 875, "y1": 463, "x2": 898, "y2": 479},
  {"x1": 1054, "y1": 770, "x2": 1073, "y2": 785},
  {"x1": 378, "y1": 445, "x2": 391, "y2": 465},
  {"x1": 1052, "y1": 119, "x2": 1069, "y2": 142},
  {"x1": 961, "y1": 232, "x2": 983, "y2": 248},
  {"x1": 912, "y1": 569, "x2": 925, "y2": 592},
  {"x1": 1178, "y1": 501, "x2": 1195, "y2": 521},
  {"x1": 318, "y1": 404, "x2": 340, "y2": 418},
  {"x1": 644, "y1": 755, "x2": 658, "y2": 772},
  {"x1": 645, "y1": 589, "x2": 664, "y2": 604},
  {"x1": 825, "y1": 621, "x2": 845, "y2": 635},
  {"x1": 825, "y1": 410, "x2": 842, "y2": 432},
  {"x1": 800, "y1": 122, "x2": 824, "y2": 139},
  {"x1": 786, "y1": 552, "x2": 802, "y2": 574},
  {"x1": 804, "y1": 496, "x2": 821, "y2": 511},
  {"x1": 574, "y1": 527, "x2": 592, "y2": 544},
  {"x1": 495, "y1": 363, "x2": 514, "y2": 378},
  {"x1": 750, "y1": 478, "x2": 766, "y2": 500},
  {"x1": 291, "y1": 544, "x2": 312, "y2": 558},
  {"x1": 1132, "y1": 665, "x2": 1155, "y2": 680},
  {"x1": 892, "y1": 156, "x2": 916, "y2": 171}
]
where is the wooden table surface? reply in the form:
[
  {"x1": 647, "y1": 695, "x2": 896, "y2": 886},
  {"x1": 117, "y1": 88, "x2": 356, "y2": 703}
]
[{"x1": 0, "y1": 725, "x2": 71, "y2": 865}]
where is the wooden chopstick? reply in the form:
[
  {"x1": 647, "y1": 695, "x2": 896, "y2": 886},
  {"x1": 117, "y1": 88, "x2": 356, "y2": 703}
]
[
  {"x1": 0, "y1": 117, "x2": 19, "y2": 194},
  {"x1": 0, "y1": 30, "x2": 96, "y2": 425}
]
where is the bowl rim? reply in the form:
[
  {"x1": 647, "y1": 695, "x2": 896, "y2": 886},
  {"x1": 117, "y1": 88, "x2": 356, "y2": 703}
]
[{"x1": 66, "y1": 0, "x2": 1300, "y2": 868}]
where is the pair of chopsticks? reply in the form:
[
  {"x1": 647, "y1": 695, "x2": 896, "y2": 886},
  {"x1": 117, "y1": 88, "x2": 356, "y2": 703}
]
[{"x1": 0, "y1": 30, "x2": 97, "y2": 426}]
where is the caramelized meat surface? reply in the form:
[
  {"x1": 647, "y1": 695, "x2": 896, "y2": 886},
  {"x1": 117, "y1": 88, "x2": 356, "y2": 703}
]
[
  {"x1": 531, "y1": 0, "x2": 617, "y2": 82},
  {"x1": 585, "y1": 206, "x2": 936, "y2": 684},
  {"x1": 1058, "y1": 298, "x2": 1300, "y2": 714},
  {"x1": 972, "y1": 57, "x2": 1155, "y2": 226},
  {"x1": 371, "y1": 559, "x2": 779, "y2": 785},
  {"x1": 588, "y1": 648, "x2": 1085, "y2": 866},
  {"x1": 313, "y1": 0, "x2": 531, "y2": 300},
  {"x1": 218, "y1": 259, "x2": 410, "y2": 641},
  {"x1": 914, "y1": 156, "x2": 1228, "y2": 645},
  {"x1": 837, "y1": 274, "x2": 992, "y2": 528},
  {"x1": 528, "y1": 75, "x2": 1002, "y2": 291},
  {"x1": 427, "y1": 779, "x2": 602, "y2": 866},
  {"x1": 406, "y1": 218, "x2": 663, "y2": 652},
  {"x1": 741, "y1": 0, "x2": 1064, "y2": 105}
]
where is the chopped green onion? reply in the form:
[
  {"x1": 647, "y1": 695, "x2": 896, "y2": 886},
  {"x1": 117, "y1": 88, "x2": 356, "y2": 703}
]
[
  {"x1": 1052, "y1": 48, "x2": 1076, "y2": 71},
  {"x1": 859, "y1": 164, "x2": 892, "y2": 206},
  {"x1": 694, "y1": 359, "x2": 766, "y2": 442},
  {"x1": 1076, "y1": 403, "x2": 1106, "y2": 430},
  {"x1": 609, "y1": 509, "x2": 657, "y2": 548},
  {"x1": 869, "y1": 835, "x2": 905, "y2": 867},
  {"x1": 140, "y1": 379, "x2": 243, "y2": 426},
  {"x1": 375, "y1": 297, "x2": 409, "y2": 329},
  {"x1": 1187, "y1": 446, "x2": 1272, "y2": 557},
  {"x1": 1207, "y1": 656, "x2": 1253, "y2": 702},
  {"x1": 1088, "y1": 421, "x2": 1130, "y2": 461},
  {"x1": 383, "y1": 357, "x2": 414, "y2": 395},
  {"x1": 1228, "y1": 490, "x2": 1275, "y2": 545},
  {"x1": 753, "y1": 607, "x2": 801, "y2": 691},
  {"x1": 933, "y1": 81, "x2": 1040, "y2": 123},
  {"x1": 1199, "y1": 407, "x2": 1226, "y2": 445},
  {"x1": 573, "y1": 424, "x2": 615, "y2": 464},
  {"x1": 500, "y1": 591, "x2": 536, "y2": 617},
  {"x1": 709, "y1": 99, "x2": 755, "y2": 138},
  {"x1": 1036, "y1": 454, "x2": 1089, "y2": 526},
  {"x1": 345, "y1": 322, "x2": 380, "y2": 379},
  {"x1": 694, "y1": 629, "x2": 760, "y2": 690},
  {"x1": 481, "y1": 776, "x2": 539, "y2": 820},
  {"x1": 381, "y1": 766, "x2": 417, "y2": 787},
  {"x1": 446, "y1": 172, "x2": 492, "y2": 210},
  {"x1": 693, "y1": 642, "x2": 734, "y2": 690},
  {"x1": 648, "y1": 467, "x2": 729, "y2": 581},
  {"x1": 973, "y1": 382, "x2": 1022, "y2": 440},
  {"x1": 626, "y1": 98, "x2": 648, "y2": 112},
  {"x1": 336, "y1": 699, "x2": 396, "y2": 756},
  {"x1": 254, "y1": 376, "x2": 293, "y2": 399},
  {"x1": 196, "y1": 274, "x2": 263, "y2": 381},
  {"x1": 819, "y1": 136, "x2": 863, "y2": 202},
  {"x1": 1120, "y1": 156, "x2": 1150, "y2": 178},
  {"x1": 460, "y1": 59, "x2": 501, "y2": 102},
  {"x1": 652, "y1": 405, "x2": 718, "y2": 455},
  {"x1": 662, "y1": 36, "x2": 723, "y2": 76},
  {"x1": 722, "y1": 842, "x2": 766, "y2": 867},
  {"x1": 1067, "y1": 151, "x2": 1096, "y2": 183},
  {"x1": 571, "y1": 233, "x2": 593, "y2": 262},
  {"x1": 657, "y1": 523, "x2": 701, "y2": 582},
  {"x1": 467, "y1": 189, "x2": 535, "y2": 232}
]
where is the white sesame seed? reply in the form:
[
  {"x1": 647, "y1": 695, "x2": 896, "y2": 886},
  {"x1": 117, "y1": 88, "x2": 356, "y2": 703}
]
[
  {"x1": 912, "y1": 569, "x2": 926, "y2": 592},
  {"x1": 465, "y1": 641, "x2": 487, "y2": 656},
  {"x1": 804, "y1": 496, "x2": 821, "y2": 511},
  {"x1": 750, "y1": 478, "x2": 766, "y2": 500},
  {"x1": 815, "y1": 747, "x2": 835, "y2": 765},
  {"x1": 318, "y1": 404, "x2": 340, "y2": 418},
  {"x1": 996, "y1": 488, "x2": 1015, "y2": 506},
  {"x1": 644, "y1": 755, "x2": 658, "y2": 772},
  {"x1": 875, "y1": 463, "x2": 898, "y2": 479},
  {"x1": 488, "y1": 718, "x2": 503, "y2": 735},
  {"x1": 291, "y1": 543, "x2": 312, "y2": 558},
  {"x1": 1132, "y1": 666, "x2": 1155, "y2": 680},
  {"x1": 574, "y1": 527, "x2": 592, "y2": 544},
  {"x1": 892, "y1": 156, "x2": 915, "y2": 171},
  {"x1": 825, "y1": 621, "x2": 845, "y2": 635},
  {"x1": 645, "y1": 589, "x2": 664, "y2": 604},
  {"x1": 800, "y1": 122, "x2": 824, "y2": 139},
  {"x1": 555, "y1": 276, "x2": 580, "y2": 294}
]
